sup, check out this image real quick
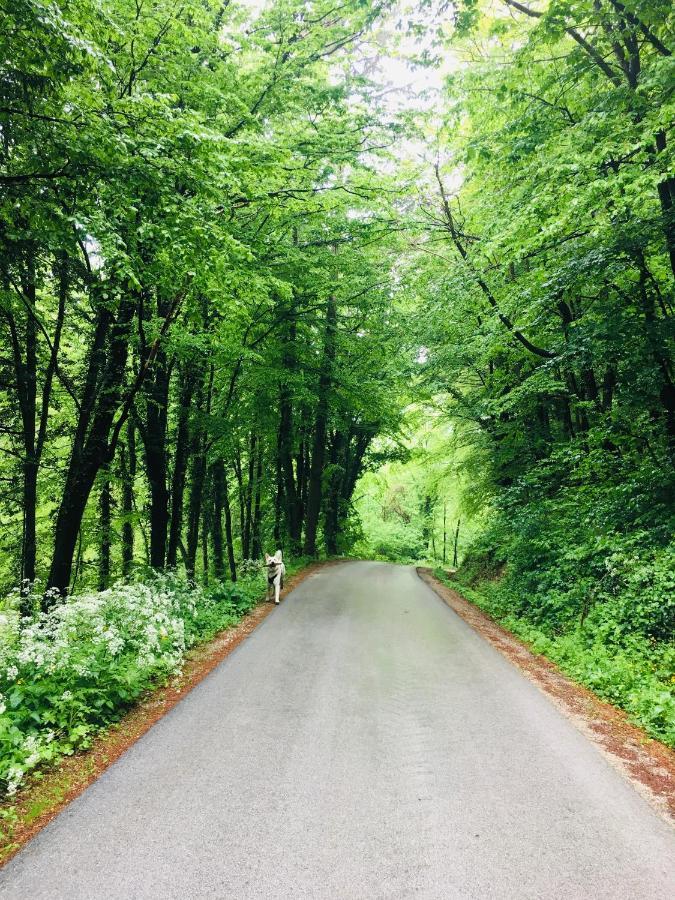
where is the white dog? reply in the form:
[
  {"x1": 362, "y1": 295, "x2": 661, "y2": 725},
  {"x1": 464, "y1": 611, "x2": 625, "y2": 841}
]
[{"x1": 265, "y1": 550, "x2": 286, "y2": 604}]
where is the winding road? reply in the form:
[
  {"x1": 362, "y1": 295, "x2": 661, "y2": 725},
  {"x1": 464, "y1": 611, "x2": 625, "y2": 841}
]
[{"x1": 1, "y1": 561, "x2": 673, "y2": 898}]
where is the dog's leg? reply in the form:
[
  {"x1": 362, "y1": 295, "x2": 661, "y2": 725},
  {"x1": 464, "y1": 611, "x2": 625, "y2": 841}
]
[{"x1": 274, "y1": 576, "x2": 280, "y2": 604}]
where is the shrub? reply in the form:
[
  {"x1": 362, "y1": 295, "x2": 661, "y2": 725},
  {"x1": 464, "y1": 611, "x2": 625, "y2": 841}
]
[{"x1": 0, "y1": 572, "x2": 262, "y2": 797}]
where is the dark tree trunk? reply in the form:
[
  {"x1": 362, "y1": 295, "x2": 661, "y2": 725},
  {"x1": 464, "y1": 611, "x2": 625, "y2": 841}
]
[
  {"x1": 252, "y1": 446, "x2": 263, "y2": 559},
  {"x1": 654, "y1": 131, "x2": 675, "y2": 280},
  {"x1": 186, "y1": 448, "x2": 207, "y2": 579},
  {"x1": 341, "y1": 429, "x2": 372, "y2": 503},
  {"x1": 242, "y1": 432, "x2": 256, "y2": 559},
  {"x1": 223, "y1": 467, "x2": 237, "y2": 582},
  {"x1": 167, "y1": 365, "x2": 195, "y2": 568},
  {"x1": 304, "y1": 295, "x2": 337, "y2": 556},
  {"x1": 212, "y1": 459, "x2": 225, "y2": 580},
  {"x1": 120, "y1": 420, "x2": 136, "y2": 577},
  {"x1": 140, "y1": 349, "x2": 170, "y2": 569},
  {"x1": 234, "y1": 449, "x2": 245, "y2": 553},
  {"x1": 273, "y1": 427, "x2": 283, "y2": 546},
  {"x1": 21, "y1": 250, "x2": 37, "y2": 592},
  {"x1": 4, "y1": 249, "x2": 39, "y2": 615},
  {"x1": 299, "y1": 415, "x2": 312, "y2": 527},
  {"x1": 201, "y1": 473, "x2": 211, "y2": 585},
  {"x1": 324, "y1": 430, "x2": 345, "y2": 556},
  {"x1": 185, "y1": 364, "x2": 213, "y2": 579},
  {"x1": 453, "y1": 519, "x2": 461, "y2": 568},
  {"x1": 443, "y1": 503, "x2": 447, "y2": 564},
  {"x1": 45, "y1": 293, "x2": 136, "y2": 603},
  {"x1": 422, "y1": 494, "x2": 433, "y2": 555},
  {"x1": 601, "y1": 366, "x2": 616, "y2": 412},
  {"x1": 278, "y1": 320, "x2": 302, "y2": 553},
  {"x1": 98, "y1": 475, "x2": 112, "y2": 590}
]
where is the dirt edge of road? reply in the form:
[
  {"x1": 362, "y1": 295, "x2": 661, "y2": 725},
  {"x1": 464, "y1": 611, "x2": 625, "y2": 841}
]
[
  {"x1": 417, "y1": 567, "x2": 675, "y2": 826},
  {"x1": 0, "y1": 560, "x2": 336, "y2": 868}
]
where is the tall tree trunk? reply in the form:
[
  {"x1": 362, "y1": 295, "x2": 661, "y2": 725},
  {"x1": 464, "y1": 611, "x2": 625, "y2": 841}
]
[
  {"x1": 21, "y1": 249, "x2": 37, "y2": 592},
  {"x1": 234, "y1": 450, "x2": 245, "y2": 553},
  {"x1": 278, "y1": 320, "x2": 302, "y2": 553},
  {"x1": 186, "y1": 448, "x2": 207, "y2": 579},
  {"x1": 45, "y1": 293, "x2": 136, "y2": 602},
  {"x1": 185, "y1": 364, "x2": 213, "y2": 578},
  {"x1": 453, "y1": 519, "x2": 461, "y2": 568},
  {"x1": 167, "y1": 365, "x2": 195, "y2": 568},
  {"x1": 140, "y1": 349, "x2": 170, "y2": 569},
  {"x1": 201, "y1": 474, "x2": 210, "y2": 586},
  {"x1": 324, "y1": 430, "x2": 345, "y2": 556},
  {"x1": 120, "y1": 420, "x2": 136, "y2": 577},
  {"x1": 223, "y1": 468, "x2": 237, "y2": 582},
  {"x1": 273, "y1": 427, "x2": 283, "y2": 547},
  {"x1": 242, "y1": 432, "x2": 256, "y2": 559},
  {"x1": 304, "y1": 294, "x2": 337, "y2": 556},
  {"x1": 212, "y1": 459, "x2": 225, "y2": 581},
  {"x1": 98, "y1": 474, "x2": 111, "y2": 590},
  {"x1": 442, "y1": 502, "x2": 447, "y2": 565},
  {"x1": 251, "y1": 447, "x2": 263, "y2": 559}
]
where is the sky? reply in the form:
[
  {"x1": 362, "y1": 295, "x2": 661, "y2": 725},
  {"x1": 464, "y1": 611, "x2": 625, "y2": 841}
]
[{"x1": 237, "y1": 0, "x2": 458, "y2": 116}]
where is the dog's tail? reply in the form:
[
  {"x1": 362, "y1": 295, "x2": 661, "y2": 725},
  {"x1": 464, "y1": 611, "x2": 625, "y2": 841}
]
[{"x1": 275, "y1": 549, "x2": 283, "y2": 561}]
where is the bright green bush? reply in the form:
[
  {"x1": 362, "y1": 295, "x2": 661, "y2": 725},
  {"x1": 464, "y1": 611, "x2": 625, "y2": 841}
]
[
  {"x1": 0, "y1": 572, "x2": 262, "y2": 797},
  {"x1": 445, "y1": 529, "x2": 675, "y2": 746},
  {"x1": 440, "y1": 433, "x2": 675, "y2": 746}
]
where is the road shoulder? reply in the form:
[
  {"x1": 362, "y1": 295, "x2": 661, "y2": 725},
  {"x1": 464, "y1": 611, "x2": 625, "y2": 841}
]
[
  {"x1": 0, "y1": 561, "x2": 334, "y2": 867},
  {"x1": 417, "y1": 566, "x2": 675, "y2": 827}
]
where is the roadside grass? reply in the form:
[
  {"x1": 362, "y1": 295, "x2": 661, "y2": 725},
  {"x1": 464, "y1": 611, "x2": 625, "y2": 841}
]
[
  {"x1": 0, "y1": 556, "x2": 315, "y2": 857},
  {"x1": 433, "y1": 568, "x2": 675, "y2": 748}
]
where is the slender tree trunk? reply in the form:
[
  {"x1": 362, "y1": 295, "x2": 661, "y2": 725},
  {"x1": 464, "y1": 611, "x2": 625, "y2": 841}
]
[
  {"x1": 252, "y1": 447, "x2": 263, "y2": 559},
  {"x1": 21, "y1": 250, "x2": 37, "y2": 592},
  {"x1": 223, "y1": 468, "x2": 237, "y2": 582},
  {"x1": 45, "y1": 294, "x2": 136, "y2": 602},
  {"x1": 234, "y1": 454, "x2": 247, "y2": 559},
  {"x1": 242, "y1": 433, "x2": 256, "y2": 559},
  {"x1": 212, "y1": 459, "x2": 225, "y2": 581},
  {"x1": 273, "y1": 427, "x2": 283, "y2": 547},
  {"x1": 654, "y1": 132, "x2": 675, "y2": 280},
  {"x1": 185, "y1": 365, "x2": 213, "y2": 578},
  {"x1": 201, "y1": 475, "x2": 210, "y2": 586},
  {"x1": 141, "y1": 350, "x2": 170, "y2": 569},
  {"x1": 304, "y1": 295, "x2": 337, "y2": 556},
  {"x1": 453, "y1": 519, "x2": 461, "y2": 569},
  {"x1": 324, "y1": 430, "x2": 345, "y2": 556},
  {"x1": 443, "y1": 502, "x2": 447, "y2": 564},
  {"x1": 186, "y1": 449, "x2": 207, "y2": 579},
  {"x1": 98, "y1": 475, "x2": 111, "y2": 590},
  {"x1": 278, "y1": 320, "x2": 302, "y2": 553},
  {"x1": 71, "y1": 528, "x2": 83, "y2": 595},
  {"x1": 120, "y1": 421, "x2": 136, "y2": 577},
  {"x1": 167, "y1": 365, "x2": 195, "y2": 568}
]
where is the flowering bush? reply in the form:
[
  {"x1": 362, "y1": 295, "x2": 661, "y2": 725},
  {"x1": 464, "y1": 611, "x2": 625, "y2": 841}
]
[{"x1": 0, "y1": 573, "x2": 261, "y2": 797}]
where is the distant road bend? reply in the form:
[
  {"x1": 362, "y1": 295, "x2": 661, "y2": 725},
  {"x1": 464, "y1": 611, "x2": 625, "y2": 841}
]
[{"x1": 1, "y1": 561, "x2": 673, "y2": 899}]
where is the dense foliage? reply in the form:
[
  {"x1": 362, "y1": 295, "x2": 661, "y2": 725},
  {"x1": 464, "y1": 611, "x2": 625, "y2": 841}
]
[
  {"x1": 0, "y1": 0, "x2": 406, "y2": 606},
  {"x1": 379, "y1": 0, "x2": 674, "y2": 740},
  {"x1": 0, "y1": 570, "x2": 267, "y2": 796}
]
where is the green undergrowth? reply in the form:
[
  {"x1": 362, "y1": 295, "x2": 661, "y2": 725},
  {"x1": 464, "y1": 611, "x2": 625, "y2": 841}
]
[
  {"x1": 0, "y1": 559, "x2": 311, "y2": 801},
  {"x1": 435, "y1": 559, "x2": 675, "y2": 748}
]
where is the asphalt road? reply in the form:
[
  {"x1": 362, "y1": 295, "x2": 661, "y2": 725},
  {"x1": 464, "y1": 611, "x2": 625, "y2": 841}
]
[{"x1": 1, "y1": 561, "x2": 673, "y2": 899}]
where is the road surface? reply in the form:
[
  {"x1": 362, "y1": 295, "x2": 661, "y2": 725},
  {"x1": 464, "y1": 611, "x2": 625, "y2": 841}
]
[{"x1": 1, "y1": 561, "x2": 673, "y2": 899}]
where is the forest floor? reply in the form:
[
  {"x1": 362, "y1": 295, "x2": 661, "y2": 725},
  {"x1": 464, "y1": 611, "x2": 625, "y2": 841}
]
[
  {"x1": 0, "y1": 560, "x2": 336, "y2": 867},
  {"x1": 417, "y1": 567, "x2": 675, "y2": 824}
]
